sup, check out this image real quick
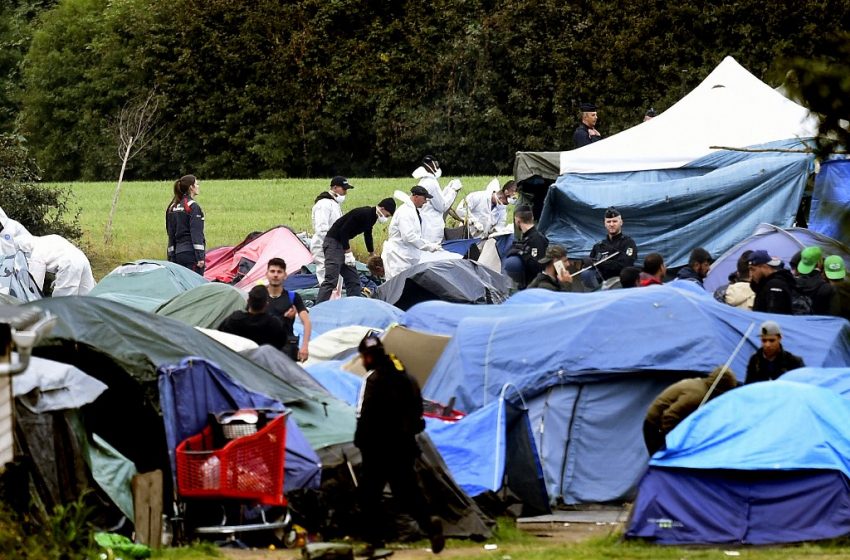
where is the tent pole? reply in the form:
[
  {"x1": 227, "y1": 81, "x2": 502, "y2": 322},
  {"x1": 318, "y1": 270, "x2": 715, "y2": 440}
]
[{"x1": 699, "y1": 322, "x2": 756, "y2": 408}]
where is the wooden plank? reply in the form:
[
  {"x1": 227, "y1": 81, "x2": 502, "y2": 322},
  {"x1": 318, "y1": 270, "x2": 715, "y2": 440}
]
[
  {"x1": 132, "y1": 470, "x2": 163, "y2": 547},
  {"x1": 0, "y1": 376, "x2": 12, "y2": 466}
]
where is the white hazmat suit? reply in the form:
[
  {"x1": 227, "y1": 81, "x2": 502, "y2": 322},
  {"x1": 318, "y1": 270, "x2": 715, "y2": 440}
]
[
  {"x1": 0, "y1": 206, "x2": 36, "y2": 255},
  {"x1": 310, "y1": 192, "x2": 343, "y2": 284},
  {"x1": 456, "y1": 178, "x2": 508, "y2": 238},
  {"x1": 412, "y1": 165, "x2": 462, "y2": 244},
  {"x1": 28, "y1": 235, "x2": 95, "y2": 296}
]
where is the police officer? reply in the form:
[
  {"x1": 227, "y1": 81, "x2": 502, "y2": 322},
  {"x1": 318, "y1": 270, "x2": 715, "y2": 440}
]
[
  {"x1": 504, "y1": 205, "x2": 548, "y2": 289},
  {"x1": 355, "y1": 333, "x2": 444, "y2": 558},
  {"x1": 589, "y1": 207, "x2": 637, "y2": 281},
  {"x1": 166, "y1": 174, "x2": 205, "y2": 273},
  {"x1": 573, "y1": 102, "x2": 603, "y2": 148}
]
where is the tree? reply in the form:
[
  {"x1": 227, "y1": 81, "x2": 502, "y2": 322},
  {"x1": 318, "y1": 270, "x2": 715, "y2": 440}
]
[
  {"x1": 104, "y1": 89, "x2": 165, "y2": 244},
  {"x1": 0, "y1": 133, "x2": 80, "y2": 241}
]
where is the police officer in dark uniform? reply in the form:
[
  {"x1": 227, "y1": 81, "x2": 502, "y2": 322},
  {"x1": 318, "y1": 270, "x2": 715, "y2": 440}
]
[
  {"x1": 505, "y1": 205, "x2": 549, "y2": 289},
  {"x1": 589, "y1": 207, "x2": 637, "y2": 281},
  {"x1": 573, "y1": 102, "x2": 603, "y2": 149},
  {"x1": 355, "y1": 333, "x2": 444, "y2": 558},
  {"x1": 166, "y1": 174, "x2": 205, "y2": 273}
]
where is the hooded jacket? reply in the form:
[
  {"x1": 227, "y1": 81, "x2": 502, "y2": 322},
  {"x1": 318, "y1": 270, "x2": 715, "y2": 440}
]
[
  {"x1": 381, "y1": 200, "x2": 429, "y2": 279},
  {"x1": 412, "y1": 165, "x2": 459, "y2": 243},
  {"x1": 311, "y1": 191, "x2": 343, "y2": 249},
  {"x1": 796, "y1": 271, "x2": 835, "y2": 315},
  {"x1": 456, "y1": 183, "x2": 507, "y2": 238},
  {"x1": 676, "y1": 265, "x2": 704, "y2": 287},
  {"x1": 751, "y1": 268, "x2": 795, "y2": 314}
]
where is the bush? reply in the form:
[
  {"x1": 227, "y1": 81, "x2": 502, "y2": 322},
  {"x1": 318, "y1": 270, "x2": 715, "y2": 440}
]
[{"x1": 0, "y1": 133, "x2": 81, "y2": 241}]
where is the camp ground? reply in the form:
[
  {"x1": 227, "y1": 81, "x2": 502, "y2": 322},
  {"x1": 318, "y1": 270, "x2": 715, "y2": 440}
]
[{"x1": 2, "y1": 53, "x2": 850, "y2": 557}]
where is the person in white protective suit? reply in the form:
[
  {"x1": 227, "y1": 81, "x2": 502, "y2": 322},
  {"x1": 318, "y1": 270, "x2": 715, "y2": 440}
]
[
  {"x1": 27, "y1": 234, "x2": 96, "y2": 296},
  {"x1": 0, "y1": 206, "x2": 36, "y2": 254},
  {"x1": 456, "y1": 179, "x2": 518, "y2": 238},
  {"x1": 311, "y1": 176, "x2": 353, "y2": 284},
  {"x1": 381, "y1": 186, "x2": 443, "y2": 279},
  {"x1": 411, "y1": 155, "x2": 463, "y2": 244}
]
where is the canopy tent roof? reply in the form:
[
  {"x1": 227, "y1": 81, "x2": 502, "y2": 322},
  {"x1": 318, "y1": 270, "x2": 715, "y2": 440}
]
[{"x1": 559, "y1": 56, "x2": 818, "y2": 174}]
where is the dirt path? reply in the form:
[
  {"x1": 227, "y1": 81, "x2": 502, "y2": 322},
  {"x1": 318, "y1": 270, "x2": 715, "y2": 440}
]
[{"x1": 218, "y1": 521, "x2": 618, "y2": 560}]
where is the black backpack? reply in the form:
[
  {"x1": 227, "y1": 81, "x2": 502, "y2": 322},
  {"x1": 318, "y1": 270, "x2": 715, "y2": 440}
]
[{"x1": 791, "y1": 290, "x2": 814, "y2": 315}]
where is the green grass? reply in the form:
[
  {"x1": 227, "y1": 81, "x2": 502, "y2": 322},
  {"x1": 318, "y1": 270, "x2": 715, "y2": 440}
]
[{"x1": 52, "y1": 176, "x2": 509, "y2": 279}]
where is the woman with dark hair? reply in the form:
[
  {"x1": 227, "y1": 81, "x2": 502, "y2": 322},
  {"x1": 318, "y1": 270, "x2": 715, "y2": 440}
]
[{"x1": 166, "y1": 174, "x2": 206, "y2": 273}]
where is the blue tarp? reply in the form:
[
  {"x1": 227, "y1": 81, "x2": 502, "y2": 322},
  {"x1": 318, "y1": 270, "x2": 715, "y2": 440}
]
[
  {"x1": 422, "y1": 285, "x2": 850, "y2": 504},
  {"x1": 303, "y1": 360, "x2": 363, "y2": 407},
  {"x1": 654, "y1": 381, "x2": 850, "y2": 475},
  {"x1": 704, "y1": 224, "x2": 850, "y2": 292},
  {"x1": 400, "y1": 300, "x2": 556, "y2": 336},
  {"x1": 783, "y1": 367, "x2": 850, "y2": 397},
  {"x1": 158, "y1": 357, "x2": 322, "y2": 493},
  {"x1": 810, "y1": 159, "x2": 850, "y2": 248},
  {"x1": 300, "y1": 298, "x2": 403, "y2": 338},
  {"x1": 539, "y1": 144, "x2": 814, "y2": 268}
]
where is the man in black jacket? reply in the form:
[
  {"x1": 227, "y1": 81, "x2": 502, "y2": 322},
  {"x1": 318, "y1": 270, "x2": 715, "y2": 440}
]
[
  {"x1": 218, "y1": 285, "x2": 287, "y2": 348},
  {"x1": 795, "y1": 246, "x2": 835, "y2": 315},
  {"x1": 316, "y1": 198, "x2": 396, "y2": 304},
  {"x1": 676, "y1": 247, "x2": 712, "y2": 288},
  {"x1": 355, "y1": 333, "x2": 444, "y2": 558},
  {"x1": 504, "y1": 206, "x2": 549, "y2": 289},
  {"x1": 745, "y1": 320, "x2": 804, "y2": 384},
  {"x1": 573, "y1": 102, "x2": 603, "y2": 148},
  {"x1": 589, "y1": 207, "x2": 637, "y2": 280},
  {"x1": 748, "y1": 250, "x2": 795, "y2": 314}
]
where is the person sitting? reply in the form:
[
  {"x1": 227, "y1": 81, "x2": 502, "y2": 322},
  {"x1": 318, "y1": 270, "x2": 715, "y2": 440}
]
[
  {"x1": 638, "y1": 253, "x2": 665, "y2": 287},
  {"x1": 745, "y1": 320, "x2": 804, "y2": 384},
  {"x1": 619, "y1": 266, "x2": 641, "y2": 289},
  {"x1": 643, "y1": 365, "x2": 738, "y2": 456},
  {"x1": 218, "y1": 285, "x2": 288, "y2": 349},
  {"x1": 528, "y1": 245, "x2": 583, "y2": 292},
  {"x1": 795, "y1": 246, "x2": 835, "y2": 315},
  {"x1": 724, "y1": 250, "x2": 755, "y2": 310},
  {"x1": 676, "y1": 248, "x2": 712, "y2": 288},
  {"x1": 504, "y1": 205, "x2": 548, "y2": 289}
]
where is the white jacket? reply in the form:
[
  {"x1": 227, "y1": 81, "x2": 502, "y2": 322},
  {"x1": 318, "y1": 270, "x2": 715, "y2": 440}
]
[
  {"x1": 381, "y1": 201, "x2": 430, "y2": 279},
  {"x1": 0, "y1": 209, "x2": 35, "y2": 255},
  {"x1": 28, "y1": 234, "x2": 96, "y2": 296},
  {"x1": 456, "y1": 183, "x2": 507, "y2": 238},
  {"x1": 310, "y1": 194, "x2": 343, "y2": 249},
  {"x1": 412, "y1": 166, "x2": 460, "y2": 244}
]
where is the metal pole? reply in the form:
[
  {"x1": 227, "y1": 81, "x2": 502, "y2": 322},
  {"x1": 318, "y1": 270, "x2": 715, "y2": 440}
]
[{"x1": 699, "y1": 322, "x2": 756, "y2": 408}]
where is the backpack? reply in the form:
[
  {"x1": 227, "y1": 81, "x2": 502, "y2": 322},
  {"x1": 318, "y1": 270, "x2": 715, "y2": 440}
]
[{"x1": 791, "y1": 290, "x2": 813, "y2": 315}]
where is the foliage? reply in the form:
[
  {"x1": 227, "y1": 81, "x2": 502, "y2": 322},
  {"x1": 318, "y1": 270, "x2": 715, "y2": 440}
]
[
  {"x1": 0, "y1": 133, "x2": 81, "y2": 240},
  {"x1": 10, "y1": 0, "x2": 850, "y2": 180}
]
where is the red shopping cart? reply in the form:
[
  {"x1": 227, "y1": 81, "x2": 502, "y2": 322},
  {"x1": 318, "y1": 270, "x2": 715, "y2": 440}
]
[{"x1": 175, "y1": 410, "x2": 291, "y2": 541}]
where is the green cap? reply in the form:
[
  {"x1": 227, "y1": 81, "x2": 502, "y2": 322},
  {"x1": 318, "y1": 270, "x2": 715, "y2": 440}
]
[
  {"x1": 797, "y1": 246, "x2": 822, "y2": 275},
  {"x1": 824, "y1": 255, "x2": 846, "y2": 280}
]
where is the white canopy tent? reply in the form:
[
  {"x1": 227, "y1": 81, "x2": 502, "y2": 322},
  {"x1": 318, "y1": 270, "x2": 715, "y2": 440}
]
[{"x1": 559, "y1": 56, "x2": 819, "y2": 175}]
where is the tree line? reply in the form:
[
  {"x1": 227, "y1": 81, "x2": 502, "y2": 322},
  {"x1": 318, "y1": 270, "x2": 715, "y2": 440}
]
[{"x1": 1, "y1": 0, "x2": 848, "y2": 181}]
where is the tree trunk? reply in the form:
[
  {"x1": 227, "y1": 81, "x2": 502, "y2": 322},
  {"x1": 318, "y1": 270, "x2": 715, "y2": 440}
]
[{"x1": 104, "y1": 138, "x2": 134, "y2": 244}]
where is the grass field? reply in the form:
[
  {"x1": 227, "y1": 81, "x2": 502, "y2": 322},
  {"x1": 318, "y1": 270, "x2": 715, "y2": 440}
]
[{"x1": 54, "y1": 176, "x2": 508, "y2": 279}]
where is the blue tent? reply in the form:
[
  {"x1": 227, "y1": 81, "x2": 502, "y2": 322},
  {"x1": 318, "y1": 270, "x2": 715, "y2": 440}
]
[
  {"x1": 158, "y1": 357, "x2": 322, "y2": 493},
  {"x1": 704, "y1": 224, "x2": 850, "y2": 292},
  {"x1": 627, "y1": 381, "x2": 850, "y2": 544},
  {"x1": 810, "y1": 159, "x2": 850, "y2": 248},
  {"x1": 538, "y1": 143, "x2": 814, "y2": 268},
  {"x1": 303, "y1": 360, "x2": 363, "y2": 407},
  {"x1": 302, "y1": 298, "x2": 403, "y2": 338},
  {"x1": 400, "y1": 300, "x2": 556, "y2": 336},
  {"x1": 783, "y1": 367, "x2": 850, "y2": 396},
  {"x1": 424, "y1": 286, "x2": 850, "y2": 504}
]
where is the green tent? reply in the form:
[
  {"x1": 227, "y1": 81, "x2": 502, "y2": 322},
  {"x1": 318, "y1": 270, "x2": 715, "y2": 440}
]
[
  {"x1": 155, "y1": 282, "x2": 246, "y2": 329},
  {"x1": 89, "y1": 260, "x2": 208, "y2": 312},
  {"x1": 26, "y1": 296, "x2": 355, "y2": 457}
]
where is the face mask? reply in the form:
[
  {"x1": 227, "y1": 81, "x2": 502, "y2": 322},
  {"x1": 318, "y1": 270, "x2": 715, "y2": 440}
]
[
  {"x1": 333, "y1": 192, "x2": 346, "y2": 203},
  {"x1": 376, "y1": 209, "x2": 388, "y2": 223},
  {"x1": 507, "y1": 196, "x2": 517, "y2": 205},
  {"x1": 434, "y1": 167, "x2": 442, "y2": 178}
]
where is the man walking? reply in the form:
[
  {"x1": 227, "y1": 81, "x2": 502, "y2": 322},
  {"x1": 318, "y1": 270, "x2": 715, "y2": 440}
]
[
  {"x1": 316, "y1": 198, "x2": 396, "y2": 304},
  {"x1": 311, "y1": 176, "x2": 354, "y2": 284}
]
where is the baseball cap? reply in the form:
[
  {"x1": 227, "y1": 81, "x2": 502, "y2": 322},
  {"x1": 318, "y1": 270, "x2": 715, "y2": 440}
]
[
  {"x1": 410, "y1": 185, "x2": 433, "y2": 199},
  {"x1": 748, "y1": 250, "x2": 782, "y2": 267},
  {"x1": 825, "y1": 255, "x2": 846, "y2": 280},
  {"x1": 330, "y1": 176, "x2": 354, "y2": 189},
  {"x1": 539, "y1": 244, "x2": 567, "y2": 265},
  {"x1": 378, "y1": 198, "x2": 396, "y2": 215},
  {"x1": 760, "y1": 320, "x2": 782, "y2": 337},
  {"x1": 797, "y1": 246, "x2": 822, "y2": 275}
]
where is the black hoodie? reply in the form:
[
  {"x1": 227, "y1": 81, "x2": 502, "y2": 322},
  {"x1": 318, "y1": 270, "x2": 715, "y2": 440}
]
[
  {"x1": 751, "y1": 268, "x2": 795, "y2": 314},
  {"x1": 796, "y1": 272, "x2": 835, "y2": 315}
]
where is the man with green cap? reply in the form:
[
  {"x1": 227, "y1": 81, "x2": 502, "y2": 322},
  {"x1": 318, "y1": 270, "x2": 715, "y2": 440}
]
[
  {"x1": 795, "y1": 246, "x2": 835, "y2": 315},
  {"x1": 825, "y1": 255, "x2": 850, "y2": 321}
]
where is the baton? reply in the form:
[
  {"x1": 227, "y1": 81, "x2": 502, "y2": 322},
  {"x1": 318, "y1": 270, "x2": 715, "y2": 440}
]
[
  {"x1": 570, "y1": 251, "x2": 620, "y2": 276},
  {"x1": 699, "y1": 321, "x2": 756, "y2": 408}
]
